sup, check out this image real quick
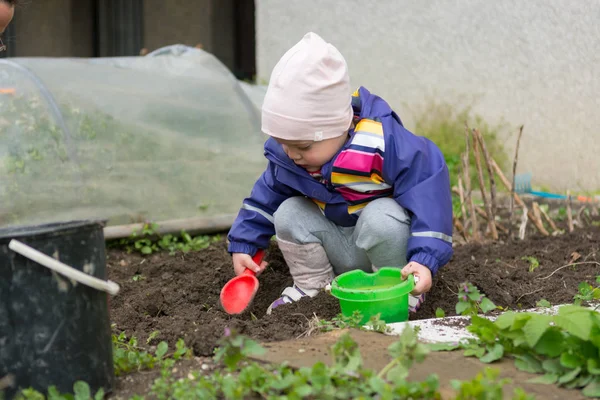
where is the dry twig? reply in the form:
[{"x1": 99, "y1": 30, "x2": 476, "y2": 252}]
[
  {"x1": 567, "y1": 190, "x2": 574, "y2": 232},
  {"x1": 515, "y1": 287, "x2": 544, "y2": 304},
  {"x1": 577, "y1": 205, "x2": 590, "y2": 226},
  {"x1": 474, "y1": 205, "x2": 509, "y2": 234},
  {"x1": 491, "y1": 158, "x2": 549, "y2": 236},
  {"x1": 454, "y1": 217, "x2": 467, "y2": 240},
  {"x1": 452, "y1": 186, "x2": 508, "y2": 235},
  {"x1": 296, "y1": 313, "x2": 319, "y2": 338},
  {"x1": 532, "y1": 202, "x2": 545, "y2": 232},
  {"x1": 474, "y1": 129, "x2": 498, "y2": 215},
  {"x1": 519, "y1": 204, "x2": 528, "y2": 240},
  {"x1": 509, "y1": 125, "x2": 524, "y2": 238},
  {"x1": 463, "y1": 124, "x2": 480, "y2": 241},
  {"x1": 538, "y1": 204, "x2": 559, "y2": 232},
  {"x1": 471, "y1": 128, "x2": 498, "y2": 240},
  {"x1": 457, "y1": 177, "x2": 469, "y2": 237},
  {"x1": 536, "y1": 261, "x2": 600, "y2": 281}
]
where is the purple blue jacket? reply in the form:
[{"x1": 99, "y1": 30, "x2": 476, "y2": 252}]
[{"x1": 227, "y1": 87, "x2": 453, "y2": 275}]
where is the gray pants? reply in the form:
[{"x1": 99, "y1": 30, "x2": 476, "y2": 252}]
[{"x1": 273, "y1": 196, "x2": 411, "y2": 290}]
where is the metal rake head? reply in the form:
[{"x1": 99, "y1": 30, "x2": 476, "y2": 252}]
[{"x1": 514, "y1": 172, "x2": 533, "y2": 193}]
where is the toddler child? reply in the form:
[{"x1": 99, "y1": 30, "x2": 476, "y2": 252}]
[{"x1": 227, "y1": 32, "x2": 453, "y2": 314}]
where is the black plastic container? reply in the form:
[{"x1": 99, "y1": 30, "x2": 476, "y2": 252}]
[{"x1": 0, "y1": 220, "x2": 114, "y2": 399}]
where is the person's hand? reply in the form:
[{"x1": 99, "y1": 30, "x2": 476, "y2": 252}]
[
  {"x1": 401, "y1": 261, "x2": 432, "y2": 295},
  {"x1": 232, "y1": 253, "x2": 268, "y2": 276}
]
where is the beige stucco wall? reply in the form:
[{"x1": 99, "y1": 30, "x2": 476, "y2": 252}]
[{"x1": 256, "y1": 0, "x2": 600, "y2": 191}]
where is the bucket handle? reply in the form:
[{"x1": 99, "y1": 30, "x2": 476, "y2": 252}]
[{"x1": 8, "y1": 239, "x2": 120, "y2": 296}]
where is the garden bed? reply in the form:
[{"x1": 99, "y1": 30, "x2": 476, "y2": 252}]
[
  {"x1": 108, "y1": 224, "x2": 600, "y2": 359},
  {"x1": 105, "y1": 223, "x2": 600, "y2": 398}
]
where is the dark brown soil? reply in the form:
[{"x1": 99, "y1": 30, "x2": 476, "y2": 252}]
[
  {"x1": 415, "y1": 226, "x2": 600, "y2": 320},
  {"x1": 108, "y1": 225, "x2": 600, "y2": 358},
  {"x1": 108, "y1": 240, "x2": 340, "y2": 358}
]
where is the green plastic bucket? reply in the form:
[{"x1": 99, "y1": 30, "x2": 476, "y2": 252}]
[{"x1": 330, "y1": 268, "x2": 415, "y2": 324}]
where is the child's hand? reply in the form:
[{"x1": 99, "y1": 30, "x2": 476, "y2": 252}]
[
  {"x1": 232, "y1": 253, "x2": 268, "y2": 276},
  {"x1": 401, "y1": 262, "x2": 432, "y2": 295}
]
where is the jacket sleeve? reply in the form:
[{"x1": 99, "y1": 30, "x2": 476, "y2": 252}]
[
  {"x1": 227, "y1": 161, "x2": 298, "y2": 256},
  {"x1": 383, "y1": 116, "x2": 454, "y2": 275}
]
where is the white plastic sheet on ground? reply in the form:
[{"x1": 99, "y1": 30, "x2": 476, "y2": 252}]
[{"x1": 0, "y1": 45, "x2": 269, "y2": 228}]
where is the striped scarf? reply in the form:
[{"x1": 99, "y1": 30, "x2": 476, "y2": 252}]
[{"x1": 311, "y1": 90, "x2": 393, "y2": 215}]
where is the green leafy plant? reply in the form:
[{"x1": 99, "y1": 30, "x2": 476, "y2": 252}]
[
  {"x1": 318, "y1": 310, "x2": 364, "y2": 332},
  {"x1": 108, "y1": 223, "x2": 221, "y2": 256},
  {"x1": 213, "y1": 327, "x2": 266, "y2": 371},
  {"x1": 536, "y1": 299, "x2": 551, "y2": 308},
  {"x1": 435, "y1": 308, "x2": 446, "y2": 318},
  {"x1": 378, "y1": 325, "x2": 431, "y2": 381},
  {"x1": 451, "y1": 367, "x2": 535, "y2": 400},
  {"x1": 148, "y1": 325, "x2": 532, "y2": 400},
  {"x1": 318, "y1": 310, "x2": 391, "y2": 334},
  {"x1": 435, "y1": 305, "x2": 600, "y2": 396},
  {"x1": 574, "y1": 276, "x2": 600, "y2": 306},
  {"x1": 112, "y1": 329, "x2": 191, "y2": 376},
  {"x1": 13, "y1": 381, "x2": 104, "y2": 400},
  {"x1": 456, "y1": 282, "x2": 497, "y2": 317},
  {"x1": 410, "y1": 101, "x2": 508, "y2": 188},
  {"x1": 151, "y1": 325, "x2": 443, "y2": 399},
  {"x1": 522, "y1": 256, "x2": 540, "y2": 273}
]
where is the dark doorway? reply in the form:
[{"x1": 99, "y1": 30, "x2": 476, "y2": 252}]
[
  {"x1": 94, "y1": 0, "x2": 144, "y2": 57},
  {"x1": 233, "y1": 0, "x2": 256, "y2": 82}
]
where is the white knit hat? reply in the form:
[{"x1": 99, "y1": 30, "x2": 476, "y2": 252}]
[{"x1": 261, "y1": 32, "x2": 353, "y2": 142}]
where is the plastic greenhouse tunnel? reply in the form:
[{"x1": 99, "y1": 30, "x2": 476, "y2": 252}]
[{"x1": 0, "y1": 45, "x2": 269, "y2": 238}]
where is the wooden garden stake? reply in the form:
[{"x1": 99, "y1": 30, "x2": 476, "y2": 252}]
[
  {"x1": 471, "y1": 128, "x2": 498, "y2": 240},
  {"x1": 591, "y1": 201, "x2": 599, "y2": 217},
  {"x1": 451, "y1": 186, "x2": 507, "y2": 235},
  {"x1": 519, "y1": 204, "x2": 528, "y2": 240},
  {"x1": 462, "y1": 126, "x2": 480, "y2": 241},
  {"x1": 457, "y1": 177, "x2": 469, "y2": 238},
  {"x1": 490, "y1": 158, "x2": 549, "y2": 236},
  {"x1": 508, "y1": 125, "x2": 524, "y2": 238},
  {"x1": 532, "y1": 202, "x2": 545, "y2": 232},
  {"x1": 474, "y1": 206, "x2": 509, "y2": 234},
  {"x1": 538, "y1": 204, "x2": 559, "y2": 233},
  {"x1": 474, "y1": 128, "x2": 498, "y2": 214},
  {"x1": 454, "y1": 217, "x2": 467, "y2": 240},
  {"x1": 567, "y1": 190, "x2": 574, "y2": 232},
  {"x1": 577, "y1": 205, "x2": 590, "y2": 227}
]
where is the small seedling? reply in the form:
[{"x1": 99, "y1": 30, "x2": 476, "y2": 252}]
[
  {"x1": 112, "y1": 331, "x2": 191, "y2": 376},
  {"x1": 213, "y1": 327, "x2": 266, "y2": 371},
  {"x1": 318, "y1": 311, "x2": 391, "y2": 334},
  {"x1": 435, "y1": 308, "x2": 446, "y2": 318},
  {"x1": 108, "y1": 223, "x2": 221, "y2": 256},
  {"x1": 456, "y1": 282, "x2": 497, "y2": 317},
  {"x1": 378, "y1": 326, "x2": 430, "y2": 381},
  {"x1": 146, "y1": 330, "x2": 161, "y2": 344},
  {"x1": 318, "y1": 310, "x2": 364, "y2": 332},
  {"x1": 556, "y1": 206, "x2": 568, "y2": 221},
  {"x1": 100, "y1": 326, "x2": 531, "y2": 399},
  {"x1": 536, "y1": 299, "x2": 551, "y2": 308},
  {"x1": 573, "y1": 276, "x2": 600, "y2": 306},
  {"x1": 13, "y1": 381, "x2": 105, "y2": 400},
  {"x1": 522, "y1": 256, "x2": 540, "y2": 273},
  {"x1": 451, "y1": 367, "x2": 534, "y2": 400}
]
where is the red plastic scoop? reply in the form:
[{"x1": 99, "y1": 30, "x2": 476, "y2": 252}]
[{"x1": 220, "y1": 249, "x2": 265, "y2": 314}]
